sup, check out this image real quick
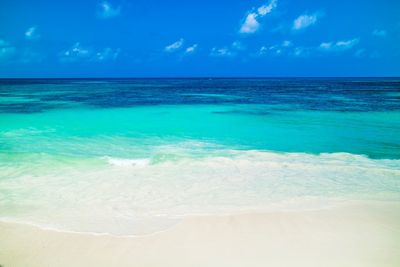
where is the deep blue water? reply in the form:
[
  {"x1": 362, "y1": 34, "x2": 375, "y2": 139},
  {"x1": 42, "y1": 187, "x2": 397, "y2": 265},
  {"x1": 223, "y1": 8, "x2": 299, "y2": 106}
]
[{"x1": 1, "y1": 78, "x2": 400, "y2": 113}]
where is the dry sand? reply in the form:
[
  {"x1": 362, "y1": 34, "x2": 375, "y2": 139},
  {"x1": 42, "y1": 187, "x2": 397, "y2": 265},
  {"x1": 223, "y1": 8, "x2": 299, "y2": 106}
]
[{"x1": 1, "y1": 201, "x2": 399, "y2": 267}]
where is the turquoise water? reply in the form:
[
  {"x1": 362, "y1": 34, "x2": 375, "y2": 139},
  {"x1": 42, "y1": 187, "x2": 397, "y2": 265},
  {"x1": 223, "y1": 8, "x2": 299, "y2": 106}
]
[{"x1": 0, "y1": 78, "x2": 399, "y2": 234}]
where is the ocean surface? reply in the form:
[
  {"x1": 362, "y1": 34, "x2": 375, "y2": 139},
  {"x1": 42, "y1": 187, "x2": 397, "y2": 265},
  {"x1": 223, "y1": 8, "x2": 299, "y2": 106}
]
[{"x1": 1, "y1": 78, "x2": 399, "y2": 235}]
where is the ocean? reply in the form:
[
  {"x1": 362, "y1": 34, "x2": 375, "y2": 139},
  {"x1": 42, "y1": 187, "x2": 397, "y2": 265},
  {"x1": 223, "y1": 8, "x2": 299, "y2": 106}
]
[{"x1": 0, "y1": 78, "x2": 399, "y2": 235}]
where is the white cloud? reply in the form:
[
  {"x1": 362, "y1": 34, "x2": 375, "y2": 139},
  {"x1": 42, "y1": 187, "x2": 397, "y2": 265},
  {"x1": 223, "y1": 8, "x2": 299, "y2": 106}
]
[
  {"x1": 232, "y1": 41, "x2": 245, "y2": 50},
  {"x1": 372, "y1": 29, "x2": 386, "y2": 37},
  {"x1": 293, "y1": 47, "x2": 310, "y2": 57},
  {"x1": 165, "y1": 38, "x2": 184, "y2": 52},
  {"x1": 240, "y1": 13, "x2": 260, "y2": 33},
  {"x1": 25, "y1": 26, "x2": 40, "y2": 40},
  {"x1": 210, "y1": 47, "x2": 233, "y2": 57},
  {"x1": 257, "y1": 0, "x2": 278, "y2": 16},
  {"x1": 259, "y1": 45, "x2": 279, "y2": 55},
  {"x1": 0, "y1": 39, "x2": 16, "y2": 60},
  {"x1": 258, "y1": 40, "x2": 292, "y2": 56},
  {"x1": 61, "y1": 42, "x2": 91, "y2": 62},
  {"x1": 185, "y1": 44, "x2": 198, "y2": 54},
  {"x1": 60, "y1": 42, "x2": 120, "y2": 62},
  {"x1": 98, "y1": 1, "x2": 120, "y2": 18},
  {"x1": 239, "y1": 0, "x2": 277, "y2": 34},
  {"x1": 259, "y1": 46, "x2": 268, "y2": 55},
  {"x1": 258, "y1": 43, "x2": 309, "y2": 57},
  {"x1": 94, "y1": 47, "x2": 121, "y2": 61},
  {"x1": 336, "y1": 39, "x2": 359, "y2": 48},
  {"x1": 319, "y1": 38, "x2": 359, "y2": 51},
  {"x1": 257, "y1": 38, "x2": 358, "y2": 58},
  {"x1": 272, "y1": 47, "x2": 282, "y2": 55},
  {"x1": 292, "y1": 12, "x2": 321, "y2": 30},
  {"x1": 319, "y1": 42, "x2": 332, "y2": 50},
  {"x1": 210, "y1": 41, "x2": 246, "y2": 57}
]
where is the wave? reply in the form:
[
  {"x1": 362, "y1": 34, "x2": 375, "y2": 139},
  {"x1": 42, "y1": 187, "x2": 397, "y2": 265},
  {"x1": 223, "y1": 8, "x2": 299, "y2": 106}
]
[{"x1": 0, "y1": 149, "x2": 399, "y2": 235}]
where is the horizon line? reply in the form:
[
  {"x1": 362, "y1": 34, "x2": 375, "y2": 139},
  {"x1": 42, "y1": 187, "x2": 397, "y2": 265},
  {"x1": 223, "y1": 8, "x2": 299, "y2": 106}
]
[{"x1": 0, "y1": 76, "x2": 399, "y2": 80}]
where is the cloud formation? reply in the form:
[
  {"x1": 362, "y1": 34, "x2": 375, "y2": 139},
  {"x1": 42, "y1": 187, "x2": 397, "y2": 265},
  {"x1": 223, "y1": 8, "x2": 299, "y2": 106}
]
[
  {"x1": 25, "y1": 26, "x2": 40, "y2": 40},
  {"x1": 240, "y1": 13, "x2": 259, "y2": 34},
  {"x1": 60, "y1": 42, "x2": 120, "y2": 62},
  {"x1": 239, "y1": 0, "x2": 277, "y2": 34},
  {"x1": 210, "y1": 47, "x2": 234, "y2": 57},
  {"x1": 94, "y1": 47, "x2": 121, "y2": 61},
  {"x1": 98, "y1": 1, "x2": 120, "y2": 18},
  {"x1": 257, "y1": 38, "x2": 360, "y2": 58},
  {"x1": 260, "y1": 45, "x2": 282, "y2": 55},
  {"x1": 60, "y1": 42, "x2": 90, "y2": 62},
  {"x1": 259, "y1": 40, "x2": 293, "y2": 56},
  {"x1": 292, "y1": 47, "x2": 312, "y2": 57},
  {"x1": 185, "y1": 44, "x2": 198, "y2": 54},
  {"x1": 210, "y1": 41, "x2": 246, "y2": 57},
  {"x1": 319, "y1": 38, "x2": 359, "y2": 51},
  {"x1": 231, "y1": 41, "x2": 245, "y2": 50},
  {"x1": 292, "y1": 12, "x2": 322, "y2": 30},
  {"x1": 165, "y1": 38, "x2": 184, "y2": 52}
]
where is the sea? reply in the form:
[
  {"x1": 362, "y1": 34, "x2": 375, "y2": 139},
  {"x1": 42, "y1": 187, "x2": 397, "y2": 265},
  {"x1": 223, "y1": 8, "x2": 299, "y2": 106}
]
[{"x1": 0, "y1": 78, "x2": 399, "y2": 235}]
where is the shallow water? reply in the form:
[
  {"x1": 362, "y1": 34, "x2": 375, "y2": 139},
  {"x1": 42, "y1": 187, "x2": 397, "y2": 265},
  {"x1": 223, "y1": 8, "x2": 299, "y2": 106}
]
[{"x1": 0, "y1": 78, "x2": 399, "y2": 234}]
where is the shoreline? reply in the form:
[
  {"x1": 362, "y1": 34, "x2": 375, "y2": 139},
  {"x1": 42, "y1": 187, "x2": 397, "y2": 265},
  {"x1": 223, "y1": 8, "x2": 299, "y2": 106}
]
[
  {"x1": 0, "y1": 198, "x2": 391, "y2": 237},
  {"x1": 1, "y1": 200, "x2": 400, "y2": 267}
]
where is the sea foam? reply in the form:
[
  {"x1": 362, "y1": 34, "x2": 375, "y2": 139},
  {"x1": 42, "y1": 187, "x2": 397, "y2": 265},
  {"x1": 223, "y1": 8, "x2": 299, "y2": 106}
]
[
  {"x1": 0, "y1": 149, "x2": 399, "y2": 235},
  {"x1": 104, "y1": 157, "x2": 151, "y2": 167}
]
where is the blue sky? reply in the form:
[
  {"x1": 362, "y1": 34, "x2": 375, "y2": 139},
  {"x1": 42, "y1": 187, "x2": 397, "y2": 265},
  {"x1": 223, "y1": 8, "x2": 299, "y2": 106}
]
[{"x1": 0, "y1": 0, "x2": 399, "y2": 77}]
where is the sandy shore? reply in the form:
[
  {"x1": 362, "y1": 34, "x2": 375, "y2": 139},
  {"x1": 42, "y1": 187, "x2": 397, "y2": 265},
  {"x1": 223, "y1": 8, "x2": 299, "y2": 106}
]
[{"x1": 1, "y1": 201, "x2": 399, "y2": 267}]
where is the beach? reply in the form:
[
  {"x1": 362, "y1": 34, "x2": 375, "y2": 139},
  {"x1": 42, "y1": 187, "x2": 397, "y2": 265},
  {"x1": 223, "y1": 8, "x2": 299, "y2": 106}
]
[
  {"x1": 1, "y1": 201, "x2": 399, "y2": 267},
  {"x1": 1, "y1": 78, "x2": 400, "y2": 266},
  {"x1": 1, "y1": 0, "x2": 399, "y2": 264}
]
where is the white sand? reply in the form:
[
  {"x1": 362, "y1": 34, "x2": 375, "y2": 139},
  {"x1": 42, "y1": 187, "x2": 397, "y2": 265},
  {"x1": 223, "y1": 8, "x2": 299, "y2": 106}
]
[{"x1": 1, "y1": 201, "x2": 399, "y2": 267}]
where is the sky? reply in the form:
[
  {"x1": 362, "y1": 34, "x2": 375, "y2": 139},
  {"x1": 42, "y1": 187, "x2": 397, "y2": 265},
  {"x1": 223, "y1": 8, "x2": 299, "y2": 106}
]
[{"x1": 0, "y1": 0, "x2": 399, "y2": 77}]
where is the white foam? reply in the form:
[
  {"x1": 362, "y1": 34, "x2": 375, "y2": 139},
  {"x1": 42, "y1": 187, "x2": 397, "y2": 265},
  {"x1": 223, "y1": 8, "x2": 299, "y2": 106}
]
[
  {"x1": 104, "y1": 157, "x2": 151, "y2": 167},
  {"x1": 1, "y1": 150, "x2": 399, "y2": 235}
]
